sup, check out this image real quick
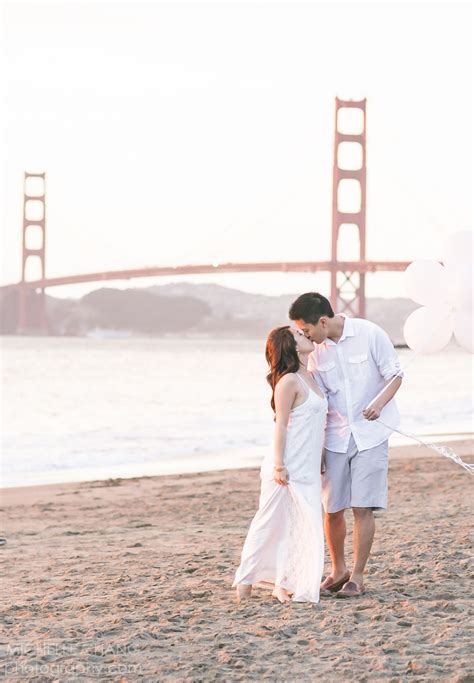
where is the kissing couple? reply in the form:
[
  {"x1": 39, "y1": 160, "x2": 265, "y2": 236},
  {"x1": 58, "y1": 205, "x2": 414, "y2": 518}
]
[{"x1": 232, "y1": 292, "x2": 403, "y2": 603}]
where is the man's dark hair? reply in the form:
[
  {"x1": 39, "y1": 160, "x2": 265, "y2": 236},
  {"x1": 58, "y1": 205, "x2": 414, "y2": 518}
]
[{"x1": 288, "y1": 292, "x2": 334, "y2": 324}]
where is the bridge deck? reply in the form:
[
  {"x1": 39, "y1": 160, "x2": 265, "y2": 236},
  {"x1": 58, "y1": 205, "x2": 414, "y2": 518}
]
[{"x1": 2, "y1": 260, "x2": 412, "y2": 290}]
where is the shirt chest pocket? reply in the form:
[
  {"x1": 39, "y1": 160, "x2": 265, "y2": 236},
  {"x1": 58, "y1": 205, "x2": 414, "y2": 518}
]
[
  {"x1": 348, "y1": 352, "x2": 369, "y2": 380},
  {"x1": 317, "y1": 360, "x2": 340, "y2": 393}
]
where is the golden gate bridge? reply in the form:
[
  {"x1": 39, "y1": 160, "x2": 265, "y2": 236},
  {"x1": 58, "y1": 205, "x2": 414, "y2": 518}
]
[{"x1": 3, "y1": 98, "x2": 411, "y2": 334}]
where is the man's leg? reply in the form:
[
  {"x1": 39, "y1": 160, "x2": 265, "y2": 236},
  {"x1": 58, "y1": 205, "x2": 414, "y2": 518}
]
[
  {"x1": 350, "y1": 507, "x2": 375, "y2": 587},
  {"x1": 320, "y1": 439, "x2": 354, "y2": 588},
  {"x1": 347, "y1": 439, "x2": 388, "y2": 588},
  {"x1": 323, "y1": 510, "x2": 348, "y2": 582}
]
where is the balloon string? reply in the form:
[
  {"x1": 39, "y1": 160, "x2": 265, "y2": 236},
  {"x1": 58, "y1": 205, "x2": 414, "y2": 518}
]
[{"x1": 376, "y1": 418, "x2": 474, "y2": 475}]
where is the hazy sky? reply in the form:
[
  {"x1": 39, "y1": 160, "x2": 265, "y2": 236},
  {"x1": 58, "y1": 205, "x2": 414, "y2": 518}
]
[{"x1": 1, "y1": 0, "x2": 472, "y2": 299}]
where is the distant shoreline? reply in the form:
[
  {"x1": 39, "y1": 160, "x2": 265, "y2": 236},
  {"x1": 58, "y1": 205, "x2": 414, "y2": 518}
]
[
  {"x1": 2, "y1": 438, "x2": 471, "y2": 493},
  {"x1": 0, "y1": 282, "x2": 419, "y2": 345},
  {"x1": 0, "y1": 330, "x2": 411, "y2": 347}
]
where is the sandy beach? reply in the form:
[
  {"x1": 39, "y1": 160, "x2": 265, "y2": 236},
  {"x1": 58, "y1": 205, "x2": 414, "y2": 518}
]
[{"x1": 0, "y1": 440, "x2": 473, "y2": 681}]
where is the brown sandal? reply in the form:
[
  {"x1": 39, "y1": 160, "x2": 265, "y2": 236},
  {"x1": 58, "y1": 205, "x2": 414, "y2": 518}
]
[
  {"x1": 320, "y1": 571, "x2": 351, "y2": 595},
  {"x1": 335, "y1": 580, "x2": 365, "y2": 598}
]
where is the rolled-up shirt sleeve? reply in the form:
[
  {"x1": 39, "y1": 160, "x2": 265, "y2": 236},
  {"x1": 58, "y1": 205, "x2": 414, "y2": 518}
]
[{"x1": 371, "y1": 326, "x2": 404, "y2": 381}]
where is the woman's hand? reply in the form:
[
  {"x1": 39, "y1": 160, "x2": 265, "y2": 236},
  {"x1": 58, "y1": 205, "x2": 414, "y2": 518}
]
[{"x1": 273, "y1": 466, "x2": 289, "y2": 486}]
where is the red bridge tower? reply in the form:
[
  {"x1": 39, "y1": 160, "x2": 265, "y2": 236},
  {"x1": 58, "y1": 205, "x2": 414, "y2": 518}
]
[
  {"x1": 17, "y1": 172, "x2": 49, "y2": 334},
  {"x1": 330, "y1": 97, "x2": 367, "y2": 318}
]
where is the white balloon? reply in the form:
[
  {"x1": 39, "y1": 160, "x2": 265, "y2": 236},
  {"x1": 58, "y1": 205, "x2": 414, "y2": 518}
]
[
  {"x1": 403, "y1": 305, "x2": 453, "y2": 353},
  {"x1": 453, "y1": 310, "x2": 474, "y2": 354},
  {"x1": 459, "y1": 262, "x2": 473, "y2": 310},
  {"x1": 404, "y1": 260, "x2": 448, "y2": 307},
  {"x1": 445, "y1": 262, "x2": 474, "y2": 311},
  {"x1": 443, "y1": 230, "x2": 474, "y2": 271}
]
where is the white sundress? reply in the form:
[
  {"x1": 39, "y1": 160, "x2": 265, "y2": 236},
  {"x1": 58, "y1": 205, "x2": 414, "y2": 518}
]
[{"x1": 232, "y1": 373, "x2": 328, "y2": 603}]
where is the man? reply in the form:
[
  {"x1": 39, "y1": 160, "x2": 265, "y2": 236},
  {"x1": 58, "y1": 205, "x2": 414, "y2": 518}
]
[{"x1": 289, "y1": 292, "x2": 403, "y2": 597}]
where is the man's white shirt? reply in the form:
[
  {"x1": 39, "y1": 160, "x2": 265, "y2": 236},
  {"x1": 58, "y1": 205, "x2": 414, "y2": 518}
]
[{"x1": 308, "y1": 313, "x2": 404, "y2": 453}]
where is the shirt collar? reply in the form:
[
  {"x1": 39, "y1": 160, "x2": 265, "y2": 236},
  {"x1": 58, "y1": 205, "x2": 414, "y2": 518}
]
[{"x1": 324, "y1": 313, "x2": 355, "y2": 346}]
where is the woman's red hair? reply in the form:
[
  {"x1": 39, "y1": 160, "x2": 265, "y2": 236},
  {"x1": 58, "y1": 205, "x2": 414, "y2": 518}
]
[{"x1": 265, "y1": 326, "x2": 299, "y2": 413}]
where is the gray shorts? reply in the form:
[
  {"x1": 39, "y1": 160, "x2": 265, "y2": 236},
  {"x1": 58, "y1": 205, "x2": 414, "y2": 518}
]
[{"x1": 322, "y1": 434, "x2": 389, "y2": 513}]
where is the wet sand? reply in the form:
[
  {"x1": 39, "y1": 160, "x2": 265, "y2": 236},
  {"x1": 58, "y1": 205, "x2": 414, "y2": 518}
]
[{"x1": 0, "y1": 440, "x2": 473, "y2": 681}]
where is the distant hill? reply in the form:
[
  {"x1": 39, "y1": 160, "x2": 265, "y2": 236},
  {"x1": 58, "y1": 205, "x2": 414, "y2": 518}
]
[
  {"x1": 151, "y1": 282, "x2": 417, "y2": 345},
  {"x1": 0, "y1": 286, "x2": 210, "y2": 336},
  {"x1": 82, "y1": 288, "x2": 211, "y2": 333},
  {"x1": 0, "y1": 282, "x2": 418, "y2": 344}
]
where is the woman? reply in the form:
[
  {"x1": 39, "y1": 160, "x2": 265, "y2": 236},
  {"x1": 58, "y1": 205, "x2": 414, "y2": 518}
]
[{"x1": 232, "y1": 326, "x2": 328, "y2": 603}]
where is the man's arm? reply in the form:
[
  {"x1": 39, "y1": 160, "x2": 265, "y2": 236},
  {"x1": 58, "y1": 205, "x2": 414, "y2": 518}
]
[
  {"x1": 364, "y1": 325, "x2": 404, "y2": 421},
  {"x1": 363, "y1": 375, "x2": 402, "y2": 421}
]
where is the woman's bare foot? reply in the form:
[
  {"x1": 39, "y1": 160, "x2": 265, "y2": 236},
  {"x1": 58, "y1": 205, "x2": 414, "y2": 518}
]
[
  {"x1": 272, "y1": 585, "x2": 291, "y2": 603},
  {"x1": 235, "y1": 583, "x2": 252, "y2": 602}
]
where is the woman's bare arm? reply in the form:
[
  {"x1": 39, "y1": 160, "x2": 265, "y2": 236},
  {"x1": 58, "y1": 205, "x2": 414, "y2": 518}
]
[{"x1": 273, "y1": 376, "x2": 297, "y2": 482}]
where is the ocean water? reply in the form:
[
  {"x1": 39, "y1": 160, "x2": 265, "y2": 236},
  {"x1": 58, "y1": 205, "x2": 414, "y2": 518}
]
[{"x1": 1, "y1": 335, "x2": 472, "y2": 488}]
